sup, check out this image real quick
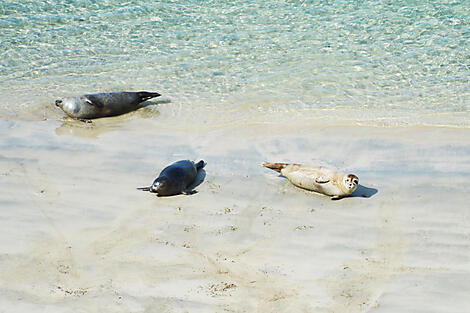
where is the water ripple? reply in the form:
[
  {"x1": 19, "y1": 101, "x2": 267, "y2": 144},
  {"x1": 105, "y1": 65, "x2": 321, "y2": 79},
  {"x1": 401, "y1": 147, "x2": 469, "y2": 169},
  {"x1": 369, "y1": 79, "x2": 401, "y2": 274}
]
[{"x1": 0, "y1": 0, "x2": 469, "y2": 125}]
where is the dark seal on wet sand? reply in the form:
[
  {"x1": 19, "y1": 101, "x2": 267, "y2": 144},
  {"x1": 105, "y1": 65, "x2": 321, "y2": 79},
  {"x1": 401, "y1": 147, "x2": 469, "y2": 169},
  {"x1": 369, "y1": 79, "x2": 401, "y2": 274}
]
[{"x1": 138, "y1": 160, "x2": 205, "y2": 196}]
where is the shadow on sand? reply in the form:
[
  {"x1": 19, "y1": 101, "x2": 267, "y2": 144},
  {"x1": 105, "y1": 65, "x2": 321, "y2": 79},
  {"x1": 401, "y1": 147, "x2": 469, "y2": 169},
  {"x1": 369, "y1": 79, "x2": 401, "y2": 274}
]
[
  {"x1": 187, "y1": 168, "x2": 207, "y2": 192},
  {"x1": 351, "y1": 184, "x2": 378, "y2": 198}
]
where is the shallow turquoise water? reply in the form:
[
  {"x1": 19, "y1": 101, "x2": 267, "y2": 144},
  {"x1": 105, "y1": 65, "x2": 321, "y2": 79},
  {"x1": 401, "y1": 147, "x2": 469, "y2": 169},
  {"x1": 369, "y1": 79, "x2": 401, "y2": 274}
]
[{"x1": 0, "y1": 0, "x2": 469, "y2": 125}]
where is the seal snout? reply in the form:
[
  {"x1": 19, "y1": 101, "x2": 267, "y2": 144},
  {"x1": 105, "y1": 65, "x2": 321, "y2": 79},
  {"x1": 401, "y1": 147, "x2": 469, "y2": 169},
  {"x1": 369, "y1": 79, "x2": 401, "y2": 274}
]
[
  {"x1": 55, "y1": 99, "x2": 63, "y2": 107},
  {"x1": 150, "y1": 181, "x2": 160, "y2": 193}
]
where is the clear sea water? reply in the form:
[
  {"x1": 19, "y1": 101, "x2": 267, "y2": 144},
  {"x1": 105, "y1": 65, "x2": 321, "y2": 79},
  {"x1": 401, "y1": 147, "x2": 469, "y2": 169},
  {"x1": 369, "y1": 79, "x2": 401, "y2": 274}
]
[{"x1": 1, "y1": 0, "x2": 469, "y2": 126}]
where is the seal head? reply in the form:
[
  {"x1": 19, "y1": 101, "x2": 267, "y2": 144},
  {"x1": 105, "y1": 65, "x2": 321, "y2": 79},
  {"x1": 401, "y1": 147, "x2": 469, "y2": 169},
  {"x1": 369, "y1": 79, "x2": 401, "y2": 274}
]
[
  {"x1": 340, "y1": 174, "x2": 359, "y2": 195},
  {"x1": 150, "y1": 176, "x2": 180, "y2": 196},
  {"x1": 55, "y1": 98, "x2": 81, "y2": 116}
]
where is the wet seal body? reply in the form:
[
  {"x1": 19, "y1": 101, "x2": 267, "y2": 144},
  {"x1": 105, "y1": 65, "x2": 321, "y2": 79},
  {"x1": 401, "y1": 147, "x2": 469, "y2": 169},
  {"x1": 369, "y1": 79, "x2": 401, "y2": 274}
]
[
  {"x1": 262, "y1": 162, "x2": 359, "y2": 200},
  {"x1": 138, "y1": 160, "x2": 205, "y2": 196},
  {"x1": 55, "y1": 91, "x2": 161, "y2": 119}
]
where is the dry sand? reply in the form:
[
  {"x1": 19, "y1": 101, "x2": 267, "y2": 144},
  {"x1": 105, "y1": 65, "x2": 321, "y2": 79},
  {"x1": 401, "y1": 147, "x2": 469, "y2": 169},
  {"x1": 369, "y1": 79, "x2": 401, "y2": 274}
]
[{"x1": 0, "y1": 105, "x2": 469, "y2": 313}]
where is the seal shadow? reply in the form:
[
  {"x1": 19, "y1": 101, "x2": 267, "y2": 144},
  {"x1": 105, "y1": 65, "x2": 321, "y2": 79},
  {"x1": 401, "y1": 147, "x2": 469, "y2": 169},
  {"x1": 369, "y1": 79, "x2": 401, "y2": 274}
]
[
  {"x1": 351, "y1": 184, "x2": 378, "y2": 198},
  {"x1": 187, "y1": 168, "x2": 207, "y2": 192},
  {"x1": 55, "y1": 118, "x2": 121, "y2": 138}
]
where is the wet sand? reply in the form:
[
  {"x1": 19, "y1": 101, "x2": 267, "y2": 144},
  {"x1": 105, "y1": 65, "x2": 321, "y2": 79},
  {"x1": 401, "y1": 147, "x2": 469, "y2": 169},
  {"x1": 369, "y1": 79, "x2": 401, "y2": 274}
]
[{"x1": 0, "y1": 106, "x2": 469, "y2": 313}]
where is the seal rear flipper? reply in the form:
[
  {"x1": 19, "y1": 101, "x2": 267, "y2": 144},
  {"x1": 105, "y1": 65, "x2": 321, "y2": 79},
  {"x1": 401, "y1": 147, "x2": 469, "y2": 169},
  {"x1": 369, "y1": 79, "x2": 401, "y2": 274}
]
[
  {"x1": 137, "y1": 91, "x2": 161, "y2": 102},
  {"x1": 195, "y1": 160, "x2": 205, "y2": 170},
  {"x1": 137, "y1": 186, "x2": 151, "y2": 192},
  {"x1": 262, "y1": 162, "x2": 291, "y2": 173}
]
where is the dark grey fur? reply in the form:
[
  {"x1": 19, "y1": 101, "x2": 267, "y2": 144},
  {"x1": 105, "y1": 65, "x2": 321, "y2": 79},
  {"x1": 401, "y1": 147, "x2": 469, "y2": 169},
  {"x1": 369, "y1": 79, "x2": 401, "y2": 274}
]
[
  {"x1": 55, "y1": 91, "x2": 161, "y2": 119},
  {"x1": 138, "y1": 160, "x2": 205, "y2": 196}
]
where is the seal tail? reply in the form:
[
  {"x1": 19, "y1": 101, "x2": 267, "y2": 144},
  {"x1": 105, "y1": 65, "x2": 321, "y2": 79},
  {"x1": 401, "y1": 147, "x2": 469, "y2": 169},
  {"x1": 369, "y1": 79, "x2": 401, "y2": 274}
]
[
  {"x1": 195, "y1": 160, "x2": 205, "y2": 170},
  {"x1": 138, "y1": 91, "x2": 161, "y2": 102},
  {"x1": 261, "y1": 162, "x2": 291, "y2": 173}
]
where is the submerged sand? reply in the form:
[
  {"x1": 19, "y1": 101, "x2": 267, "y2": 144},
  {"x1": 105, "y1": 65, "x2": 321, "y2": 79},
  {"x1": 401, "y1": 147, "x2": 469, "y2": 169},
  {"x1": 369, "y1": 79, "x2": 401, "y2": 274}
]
[{"x1": 0, "y1": 105, "x2": 469, "y2": 312}]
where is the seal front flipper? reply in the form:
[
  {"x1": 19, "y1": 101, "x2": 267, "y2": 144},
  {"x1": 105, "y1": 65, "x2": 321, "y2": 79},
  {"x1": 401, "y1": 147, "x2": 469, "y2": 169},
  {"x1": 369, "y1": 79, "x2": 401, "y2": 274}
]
[
  {"x1": 315, "y1": 176, "x2": 330, "y2": 184},
  {"x1": 182, "y1": 189, "x2": 198, "y2": 195},
  {"x1": 83, "y1": 95, "x2": 104, "y2": 108}
]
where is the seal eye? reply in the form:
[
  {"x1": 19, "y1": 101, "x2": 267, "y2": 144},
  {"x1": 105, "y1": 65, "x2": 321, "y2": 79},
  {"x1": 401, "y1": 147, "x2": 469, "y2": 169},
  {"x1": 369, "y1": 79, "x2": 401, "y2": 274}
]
[{"x1": 150, "y1": 181, "x2": 160, "y2": 192}]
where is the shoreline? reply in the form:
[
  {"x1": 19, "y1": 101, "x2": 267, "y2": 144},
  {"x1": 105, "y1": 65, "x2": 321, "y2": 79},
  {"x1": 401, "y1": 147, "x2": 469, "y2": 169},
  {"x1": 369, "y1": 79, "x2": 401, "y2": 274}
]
[{"x1": 1, "y1": 97, "x2": 470, "y2": 130}]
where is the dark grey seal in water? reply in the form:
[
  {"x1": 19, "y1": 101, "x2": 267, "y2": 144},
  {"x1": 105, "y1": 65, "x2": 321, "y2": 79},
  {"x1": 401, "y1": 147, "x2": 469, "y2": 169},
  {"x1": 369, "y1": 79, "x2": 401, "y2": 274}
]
[
  {"x1": 138, "y1": 160, "x2": 205, "y2": 196},
  {"x1": 55, "y1": 91, "x2": 161, "y2": 119}
]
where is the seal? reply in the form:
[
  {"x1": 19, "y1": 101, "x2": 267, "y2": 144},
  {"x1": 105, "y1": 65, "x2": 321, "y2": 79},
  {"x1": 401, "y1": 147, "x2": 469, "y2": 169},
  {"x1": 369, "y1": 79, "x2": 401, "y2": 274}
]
[
  {"x1": 262, "y1": 162, "x2": 359, "y2": 200},
  {"x1": 55, "y1": 91, "x2": 161, "y2": 119},
  {"x1": 138, "y1": 160, "x2": 205, "y2": 196}
]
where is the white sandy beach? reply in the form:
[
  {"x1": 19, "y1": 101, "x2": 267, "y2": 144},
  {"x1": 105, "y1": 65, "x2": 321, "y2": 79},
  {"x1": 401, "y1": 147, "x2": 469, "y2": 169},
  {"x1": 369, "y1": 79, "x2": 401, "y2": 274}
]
[{"x1": 0, "y1": 103, "x2": 469, "y2": 313}]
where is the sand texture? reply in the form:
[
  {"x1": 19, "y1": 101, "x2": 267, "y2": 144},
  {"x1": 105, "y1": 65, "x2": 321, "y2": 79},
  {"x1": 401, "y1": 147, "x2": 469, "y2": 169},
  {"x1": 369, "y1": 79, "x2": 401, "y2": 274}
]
[{"x1": 0, "y1": 112, "x2": 469, "y2": 313}]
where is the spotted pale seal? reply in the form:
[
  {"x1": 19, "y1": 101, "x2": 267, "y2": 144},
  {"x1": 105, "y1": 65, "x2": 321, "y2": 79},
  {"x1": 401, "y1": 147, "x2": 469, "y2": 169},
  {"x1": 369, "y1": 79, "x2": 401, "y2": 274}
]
[
  {"x1": 262, "y1": 162, "x2": 359, "y2": 200},
  {"x1": 55, "y1": 91, "x2": 161, "y2": 119},
  {"x1": 138, "y1": 160, "x2": 205, "y2": 196}
]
